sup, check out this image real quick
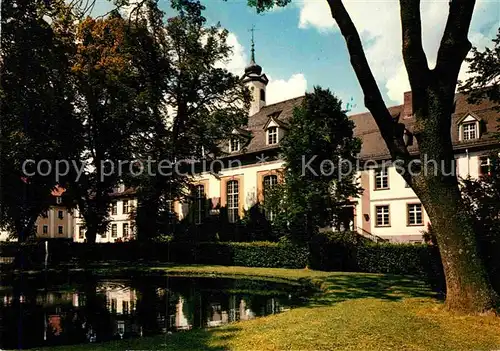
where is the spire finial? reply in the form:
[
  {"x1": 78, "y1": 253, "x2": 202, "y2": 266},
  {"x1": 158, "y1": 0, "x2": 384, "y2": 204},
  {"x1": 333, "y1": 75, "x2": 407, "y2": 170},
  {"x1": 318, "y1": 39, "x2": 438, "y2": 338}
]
[{"x1": 250, "y1": 25, "x2": 256, "y2": 63}]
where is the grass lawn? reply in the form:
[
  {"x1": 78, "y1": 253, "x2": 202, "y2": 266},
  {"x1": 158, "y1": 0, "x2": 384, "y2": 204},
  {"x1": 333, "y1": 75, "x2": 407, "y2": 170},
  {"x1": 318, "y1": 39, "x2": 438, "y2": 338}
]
[{"x1": 40, "y1": 265, "x2": 500, "y2": 351}]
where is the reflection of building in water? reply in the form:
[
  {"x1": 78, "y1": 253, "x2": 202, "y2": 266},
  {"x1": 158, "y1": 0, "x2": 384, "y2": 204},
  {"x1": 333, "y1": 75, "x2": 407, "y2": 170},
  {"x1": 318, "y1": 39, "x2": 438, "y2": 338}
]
[
  {"x1": 97, "y1": 282, "x2": 137, "y2": 315},
  {"x1": 207, "y1": 302, "x2": 229, "y2": 327},
  {"x1": 174, "y1": 296, "x2": 191, "y2": 330}
]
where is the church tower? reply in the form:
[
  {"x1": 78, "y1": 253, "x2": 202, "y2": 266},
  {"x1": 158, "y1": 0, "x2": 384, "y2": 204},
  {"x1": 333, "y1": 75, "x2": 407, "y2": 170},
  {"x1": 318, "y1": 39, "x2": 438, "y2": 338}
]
[{"x1": 241, "y1": 28, "x2": 268, "y2": 116}]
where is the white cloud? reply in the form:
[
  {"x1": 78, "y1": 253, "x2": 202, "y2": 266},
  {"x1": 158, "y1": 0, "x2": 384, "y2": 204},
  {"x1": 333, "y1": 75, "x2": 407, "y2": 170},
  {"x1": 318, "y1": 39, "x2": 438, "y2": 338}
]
[
  {"x1": 267, "y1": 73, "x2": 308, "y2": 104},
  {"x1": 297, "y1": 0, "x2": 499, "y2": 104},
  {"x1": 218, "y1": 32, "x2": 249, "y2": 76}
]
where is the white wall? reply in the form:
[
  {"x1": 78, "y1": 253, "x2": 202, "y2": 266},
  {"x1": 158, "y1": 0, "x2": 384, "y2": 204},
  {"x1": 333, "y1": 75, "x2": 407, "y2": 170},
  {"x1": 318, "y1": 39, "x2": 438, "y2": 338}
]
[{"x1": 74, "y1": 198, "x2": 137, "y2": 243}]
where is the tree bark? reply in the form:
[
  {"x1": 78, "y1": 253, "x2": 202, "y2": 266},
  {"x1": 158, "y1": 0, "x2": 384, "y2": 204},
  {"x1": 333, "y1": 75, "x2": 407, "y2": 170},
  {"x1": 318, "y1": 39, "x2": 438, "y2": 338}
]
[{"x1": 326, "y1": 0, "x2": 498, "y2": 312}]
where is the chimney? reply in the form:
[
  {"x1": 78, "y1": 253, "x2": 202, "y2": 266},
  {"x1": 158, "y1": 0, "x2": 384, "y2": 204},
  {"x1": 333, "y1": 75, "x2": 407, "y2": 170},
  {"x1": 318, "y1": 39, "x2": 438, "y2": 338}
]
[{"x1": 403, "y1": 91, "x2": 413, "y2": 119}]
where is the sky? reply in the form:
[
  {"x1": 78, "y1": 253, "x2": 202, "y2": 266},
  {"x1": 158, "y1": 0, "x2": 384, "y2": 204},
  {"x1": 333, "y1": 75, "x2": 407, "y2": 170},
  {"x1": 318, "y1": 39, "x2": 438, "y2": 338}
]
[{"x1": 93, "y1": 0, "x2": 499, "y2": 113}]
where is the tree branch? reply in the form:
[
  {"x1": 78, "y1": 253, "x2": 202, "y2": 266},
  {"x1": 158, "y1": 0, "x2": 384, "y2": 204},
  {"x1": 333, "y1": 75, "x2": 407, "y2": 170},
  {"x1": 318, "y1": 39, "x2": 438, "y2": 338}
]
[
  {"x1": 400, "y1": 0, "x2": 430, "y2": 91},
  {"x1": 326, "y1": 0, "x2": 410, "y2": 161},
  {"x1": 435, "y1": 0, "x2": 476, "y2": 87}
]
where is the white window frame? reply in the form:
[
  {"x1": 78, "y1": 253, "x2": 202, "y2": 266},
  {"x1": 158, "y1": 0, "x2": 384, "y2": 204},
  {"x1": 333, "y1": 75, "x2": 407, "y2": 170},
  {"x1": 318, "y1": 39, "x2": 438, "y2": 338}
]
[
  {"x1": 123, "y1": 223, "x2": 129, "y2": 237},
  {"x1": 194, "y1": 184, "x2": 205, "y2": 225},
  {"x1": 267, "y1": 127, "x2": 278, "y2": 145},
  {"x1": 111, "y1": 202, "x2": 118, "y2": 216},
  {"x1": 58, "y1": 210, "x2": 64, "y2": 219},
  {"x1": 263, "y1": 175, "x2": 278, "y2": 222},
  {"x1": 374, "y1": 169, "x2": 389, "y2": 190},
  {"x1": 227, "y1": 180, "x2": 239, "y2": 223},
  {"x1": 462, "y1": 122, "x2": 477, "y2": 141},
  {"x1": 407, "y1": 203, "x2": 423, "y2": 226},
  {"x1": 479, "y1": 156, "x2": 492, "y2": 176},
  {"x1": 56, "y1": 197, "x2": 62, "y2": 204},
  {"x1": 79, "y1": 226, "x2": 85, "y2": 239},
  {"x1": 111, "y1": 224, "x2": 118, "y2": 238},
  {"x1": 123, "y1": 200, "x2": 129, "y2": 214},
  {"x1": 58, "y1": 225, "x2": 64, "y2": 234},
  {"x1": 230, "y1": 138, "x2": 240, "y2": 152},
  {"x1": 375, "y1": 205, "x2": 390, "y2": 227},
  {"x1": 43, "y1": 225, "x2": 48, "y2": 234}
]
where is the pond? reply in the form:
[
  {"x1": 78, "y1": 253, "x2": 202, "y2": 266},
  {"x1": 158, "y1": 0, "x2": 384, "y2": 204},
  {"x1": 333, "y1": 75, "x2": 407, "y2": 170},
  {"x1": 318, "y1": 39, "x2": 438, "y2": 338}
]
[{"x1": 0, "y1": 273, "x2": 307, "y2": 349}]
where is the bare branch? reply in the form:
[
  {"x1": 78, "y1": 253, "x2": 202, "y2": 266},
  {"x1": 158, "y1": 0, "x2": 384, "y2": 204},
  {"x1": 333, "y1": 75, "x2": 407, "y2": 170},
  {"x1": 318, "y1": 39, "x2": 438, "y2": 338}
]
[
  {"x1": 435, "y1": 0, "x2": 476, "y2": 87},
  {"x1": 400, "y1": 0, "x2": 430, "y2": 91},
  {"x1": 326, "y1": 0, "x2": 410, "y2": 161}
]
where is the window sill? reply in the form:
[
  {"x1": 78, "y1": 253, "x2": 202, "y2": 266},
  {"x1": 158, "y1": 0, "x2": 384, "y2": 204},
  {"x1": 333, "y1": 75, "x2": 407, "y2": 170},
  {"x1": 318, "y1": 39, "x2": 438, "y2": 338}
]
[
  {"x1": 407, "y1": 223, "x2": 424, "y2": 227},
  {"x1": 375, "y1": 225, "x2": 391, "y2": 228},
  {"x1": 374, "y1": 188, "x2": 390, "y2": 191}
]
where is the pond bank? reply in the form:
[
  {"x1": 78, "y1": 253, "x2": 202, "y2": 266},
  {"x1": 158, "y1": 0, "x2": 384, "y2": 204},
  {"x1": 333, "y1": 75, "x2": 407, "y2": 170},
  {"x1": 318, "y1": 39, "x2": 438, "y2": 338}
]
[{"x1": 30, "y1": 264, "x2": 500, "y2": 351}]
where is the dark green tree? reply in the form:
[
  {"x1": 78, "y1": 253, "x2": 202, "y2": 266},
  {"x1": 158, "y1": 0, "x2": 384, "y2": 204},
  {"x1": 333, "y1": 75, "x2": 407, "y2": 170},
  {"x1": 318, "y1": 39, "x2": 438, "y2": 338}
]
[
  {"x1": 459, "y1": 28, "x2": 499, "y2": 108},
  {"x1": 0, "y1": 0, "x2": 79, "y2": 241},
  {"x1": 249, "y1": 0, "x2": 498, "y2": 312},
  {"x1": 124, "y1": 0, "x2": 250, "y2": 240},
  {"x1": 265, "y1": 87, "x2": 361, "y2": 243}
]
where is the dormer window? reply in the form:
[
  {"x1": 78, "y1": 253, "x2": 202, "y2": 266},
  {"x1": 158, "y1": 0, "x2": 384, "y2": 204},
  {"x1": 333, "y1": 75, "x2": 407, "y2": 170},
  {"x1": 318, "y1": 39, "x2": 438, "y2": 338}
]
[
  {"x1": 463, "y1": 122, "x2": 477, "y2": 140},
  {"x1": 230, "y1": 138, "x2": 240, "y2": 152},
  {"x1": 458, "y1": 113, "x2": 481, "y2": 141},
  {"x1": 267, "y1": 127, "x2": 278, "y2": 145}
]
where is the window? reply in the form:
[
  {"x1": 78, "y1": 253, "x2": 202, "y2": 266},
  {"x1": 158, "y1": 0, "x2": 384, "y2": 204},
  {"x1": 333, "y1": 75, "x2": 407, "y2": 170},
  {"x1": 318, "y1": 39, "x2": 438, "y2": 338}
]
[
  {"x1": 194, "y1": 184, "x2": 205, "y2": 225},
  {"x1": 374, "y1": 169, "x2": 389, "y2": 189},
  {"x1": 58, "y1": 225, "x2": 63, "y2": 234},
  {"x1": 479, "y1": 156, "x2": 493, "y2": 176},
  {"x1": 111, "y1": 202, "x2": 118, "y2": 215},
  {"x1": 375, "y1": 205, "x2": 390, "y2": 227},
  {"x1": 123, "y1": 301, "x2": 129, "y2": 315},
  {"x1": 267, "y1": 127, "x2": 278, "y2": 145},
  {"x1": 123, "y1": 223, "x2": 129, "y2": 237},
  {"x1": 58, "y1": 210, "x2": 64, "y2": 219},
  {"x1": 227, "y1": 180, "x2": 239, "y2": 223},
  {"x1": 263, "y1": 175, "x2": 278, "y2": 222},
  {"x1": 463, "y1": 122, "x2": 477, "y2": 140},
  {"x1": 260, "y1": 89, "x2": 265, "y2": 102},
  {"x1": 79, "y1": 226, "x2": 85, "y2": 239},
  {"x1": 230, "y1": 138, "x2": 240, "y2": 152},
  {"x1": 263, "y1": 175, "x2": 278, "y2": 190},
  {"x1": 407, "y1": 204, "x2": 423, "y2": 226},
  {"x1": 56, "y1": 197, "x2": 62, "y2": 204},
  {"x1": 110, "y1": 298, "x2": 117, "y2": 313},
  {"x1": 111, "y1": 224, "x2": 117, "y2": 237},
  {"x1": 43, "y1": 225, "x2": 48, "y2": 234},
  {"x1": 123, "y1": 200, "x2": 129, "y2": 214}
]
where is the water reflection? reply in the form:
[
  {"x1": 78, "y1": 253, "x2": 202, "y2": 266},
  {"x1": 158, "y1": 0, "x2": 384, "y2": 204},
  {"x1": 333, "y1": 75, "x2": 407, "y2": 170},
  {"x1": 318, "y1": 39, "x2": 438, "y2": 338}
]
[{"x1": 0, "y1": 275, "x2": 302, "y2": 349}]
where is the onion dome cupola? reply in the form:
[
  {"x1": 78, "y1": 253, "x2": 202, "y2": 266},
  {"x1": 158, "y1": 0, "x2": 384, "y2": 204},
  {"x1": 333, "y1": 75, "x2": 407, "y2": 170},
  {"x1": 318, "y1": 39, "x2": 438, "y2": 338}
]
[{"x1": 242, "y1": 26, "x2": 268, "y2": 116}]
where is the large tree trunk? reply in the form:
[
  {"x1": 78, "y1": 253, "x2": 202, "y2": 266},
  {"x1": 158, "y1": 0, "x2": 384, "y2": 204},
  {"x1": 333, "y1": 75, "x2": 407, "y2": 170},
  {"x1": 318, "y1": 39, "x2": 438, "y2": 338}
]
[
  {"x1": 415, "y1": 175, "x2": 497, "y2": 311},
  {"x1": 326, "y1": 0, "x2": 498, "y2": 312},
  {"x1": 410, "y1": 87, "x2": 498, "y2": 312}
]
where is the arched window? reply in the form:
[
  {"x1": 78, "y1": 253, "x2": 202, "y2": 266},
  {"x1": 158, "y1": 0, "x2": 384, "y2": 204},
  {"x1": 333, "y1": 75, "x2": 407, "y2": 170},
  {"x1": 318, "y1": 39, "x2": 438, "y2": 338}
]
[
  {"x1": 194, "y1": 184, "x2": 205, "y2": 224},
  {"x1": 227, "y1": 180, "x2": 239, "y2": 223},
  {"x1": 263, "y1": 175, "x2": 278, "y2": 221}
]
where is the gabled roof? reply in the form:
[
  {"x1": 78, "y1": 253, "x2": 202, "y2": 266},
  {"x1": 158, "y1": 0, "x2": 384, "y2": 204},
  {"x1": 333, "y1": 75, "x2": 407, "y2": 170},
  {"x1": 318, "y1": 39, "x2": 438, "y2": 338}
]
[
  {"x1": 228, "y1": 91, "x2": 499, "y2": 160},
  {"x1": 262, "y1": 115, "x2": 288, "y2": 130},
  {"x1": 456, "y1": 111, "x2": 481, "y2": 124}
]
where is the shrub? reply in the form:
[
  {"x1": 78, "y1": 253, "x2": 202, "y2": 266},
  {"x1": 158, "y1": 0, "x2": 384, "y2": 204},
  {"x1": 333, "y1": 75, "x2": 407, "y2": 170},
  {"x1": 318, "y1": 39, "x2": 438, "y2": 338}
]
[
  {"x1": 308, "y1": 231, "x2": 368, "y2": 271},
  {"x1": 356, "y1": 243, "x2": 445, "y2": 292}
]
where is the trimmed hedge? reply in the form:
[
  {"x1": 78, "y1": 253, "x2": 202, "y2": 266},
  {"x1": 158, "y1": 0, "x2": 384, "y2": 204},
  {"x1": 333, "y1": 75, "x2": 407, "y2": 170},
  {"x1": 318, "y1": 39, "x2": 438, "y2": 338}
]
[
  {"x1": 356, "y1": 243, "x2": 445, "y2": 292},
  {"x1": 0, "y1": 240, "x2": 308, "y2": 269},
  {"x1": 2, "y1": 239, "x2": 448, "y2": 292}
]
